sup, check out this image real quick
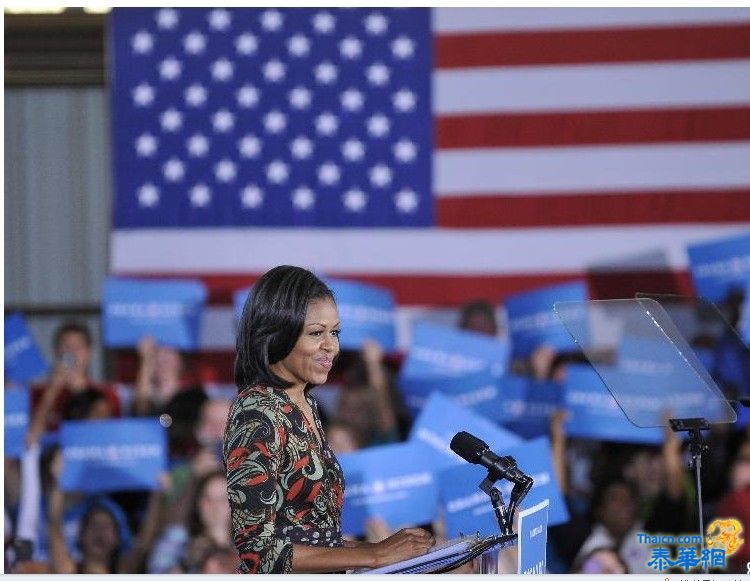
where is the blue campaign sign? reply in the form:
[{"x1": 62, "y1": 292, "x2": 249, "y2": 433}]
[
  {"x1": 398, "y1": 369, "x2": 499, "y2": 417},
  {"x1": 687, "y1": 231, "x2": 750, "y2": 302},
  {"x1": 324, "y1": 278, "x2": 397, "y2": 352},
  {"x1": 60, "y1": 417, "x2": 167, "y2": 493},
  {"x1": 4, "y1": 313, "x2": 49, "y2": 383},
  {"x1": 564, "y1": 365, "x2": 664, "y2": 444},
  {"x1": 103, "y1": 277, "x2": 207, "y2": 350},
  {"x1": 338, "y1": 440, "x2": 438, "y2": 536},
  {"x1": 475, "y1": 374, "x2": 529, "y2": 426},
  {"x1": 436, "y1": 437, "x2": 568, "y2": 538},
  {"x1": 503, "y1": 379, "x2": 564, "y2": 440},
  {"x1": 743, "y1": 280, "x2": 750, "y2": 344},
  {"x1": 401, "y1": 322, "x2": 509, "y2": 378},
  {"x1": 4, "y1": 385, "x2": 30, "y2": 458},
  {"x1": 518, "y1": 499, "x2": 549, "y2": 574},
  {"x1": 409, "y1": 392, "x2": 522, "y2": 470},
  {"x1": 233, "y1": 286, "x2": 253, "y2": 325},
  {"x1": 504, "y1": 281, "x2": 588, "y2": 358}
]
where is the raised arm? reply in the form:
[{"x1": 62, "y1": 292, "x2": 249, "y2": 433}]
[
  {"x1": 361, "y1": 340, "x2": 397, "y2": 436},
  {"x1": 133, "y1": 336, "x2": 157, "y2": 416},
  {"x1": 47, "y1": 450, "x2": 76, "y2": 574}
]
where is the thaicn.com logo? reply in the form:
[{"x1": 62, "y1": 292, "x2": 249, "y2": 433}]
[{"x1": 638, "y1": 518, "x2": 745, "y2": 573}]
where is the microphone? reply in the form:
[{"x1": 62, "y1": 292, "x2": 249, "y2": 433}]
[{"x1": 450, "y1": 431, "x2": 533, "y2": 490}]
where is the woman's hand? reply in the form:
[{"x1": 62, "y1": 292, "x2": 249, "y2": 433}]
[{"x1": 370, "y1": 527, "x2": 435, "y2": 567}]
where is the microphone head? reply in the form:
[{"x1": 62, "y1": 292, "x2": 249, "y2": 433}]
[{"x1": 450, "y1": 431, "x2": 489, "y2": 464}]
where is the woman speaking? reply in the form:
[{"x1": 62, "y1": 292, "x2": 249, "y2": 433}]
[{"x1": 224, "y1": 266, "x2": 434, "y2": 573}]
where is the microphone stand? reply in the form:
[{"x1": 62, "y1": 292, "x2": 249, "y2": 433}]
[{"x1": 477, "y1": 469, "x2": 533, "y2": 536}]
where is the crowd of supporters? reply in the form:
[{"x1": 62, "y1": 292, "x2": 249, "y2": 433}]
[{"x1": 4, "y1": 293, "x2": 749, "y2": 574}]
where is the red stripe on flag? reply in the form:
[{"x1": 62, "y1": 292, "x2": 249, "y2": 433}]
[
  {"x1": 436, "y1": 23, "x2": 750, "y2": 68},
  {"x1": 437, "y1": 189, "x2": 750, "y2": 228},
  {"x1": 436, "y1": 107, "x2": 750, "y2": 149}
]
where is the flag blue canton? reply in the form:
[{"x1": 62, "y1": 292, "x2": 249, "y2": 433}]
[{"x1": 111, "y1": 8, "x2": 433, "y2": 228}]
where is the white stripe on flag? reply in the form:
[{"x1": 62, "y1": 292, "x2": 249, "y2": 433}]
[
  {"x1": 434, "y1": 7, "x2": 750, "y2": 33},
  {"x1": 435, "y1": 60, "x2": 750, "y2": 114},
  {"x1": 111, "y1": 224, "x2": 750, "y2": 275},
  {"x1": 435, "y1": 141, "x2": 750, "y2": 196}
]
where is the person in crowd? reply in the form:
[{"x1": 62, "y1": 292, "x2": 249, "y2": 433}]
[
  {"x1": 147, "y1": 469, "x2": 233, "y2": 573},
  {"x1": 225, "y1": 265, "x2": 434, "y2": 573},
  {"x1": 133, "y1": 336, "x2": 207, "y2": 459},
  {"x1": 26, "y1": 322, "x2": 120, "y2": 447},
  {"x1": 324, "y1": 420, "x2": 363, "y2": 455},
  {"x1": 715, "y1": 436, "x2": 750, "y2": 572},
  {"x1": 572, "y1": 546, "x2": 629, "y2": 574},
  {"x1": 458, "y1": 299, "x2": 498, "y2": 337}
]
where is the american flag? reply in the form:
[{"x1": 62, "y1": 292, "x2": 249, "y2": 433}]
[{"x1": 110, "y1": 8, "x2": 750, "y2": 382}]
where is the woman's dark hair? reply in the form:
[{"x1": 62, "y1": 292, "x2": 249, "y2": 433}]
[
  {"x1": 234, "y1": 265, "x2": 335, "y2": 391},
  {"x1": 188, "y1": 469, "x2": 227, "y2": 537},
  {"x1": 53, "y1": 321, "x2": 93, "y2": 351}
]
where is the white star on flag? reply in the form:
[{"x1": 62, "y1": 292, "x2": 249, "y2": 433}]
[
  {"x1": 367, "y1": 62, "x2": 390, "y2": 86},
  {"x1": 131, "y1": 30, "x2": 154, "y2": 54},
  {"x1": 393, "y1": 88, "x2": 417, "y2": 112},
  {"x1": 341, "y1": 138, "x2": 365, "y2": 162},
  {"x1": 289, "y1": 86, "x2": 312, "y2": 110},
  {"x1": 241, "y1": 184, "x2": 264, "y2": 208},
  {"x1": 184, "y1": 83, "x2": 208, "y2": 107},
  {"x1": 339, "y1": 36, "x2": 362, "y2": 60},
  {"x1": 315, "y1": 112, "x2": 339, "y2": 136},
  {"x1": 137, "y1": 183, "x2": 159, "y2": 207},
  {"x1": 135, "y1": 133, "x2": 158, "y2": 157},
  {"x1": 183, "y1": 31, "x2": 207, "y2": 55},
  {"x1": 160, "y1": 108, "x2": 183, "y2": 132},
  {"x1": 315, "y1": 61, "x2": 338, "y2": 84},
  {"x1": 364, "y1": 12, "x2": 388, "y2": 35},
  {"x1": 163, "y1": 157, "x2": 186, "y2": 182},
  {"x1": 211, "y1": 58, "x2": 234, "y2": 82},
  {"x1": 340, "y1": 88, "x2": 364, "y2": 112},
  {"x1": 263, "y1": 59, "x2": 286, "y2": 83},
  {"x1": 236, "y1": 85, "x2": 260, "y2": 109},
  {"x1": 391, "y1": 35, "x2": 415, "y2": 59},
  {"x1": 260, "y1": 9, "x2": 283, "y2": 32},
  {"x1": 287, "y1": 34, "x2": 311, "y2": 57},
  {"x1": 318, "y1": 162, "x2": 341, "y2": 186},
  {"x1": 156, "y1": 8, "x2": 179, "y2": 30},
  {"x1": 312, "y1": 11, "x2": 336, "y2": 34},
  {"x1": 292, "y1": 186, "x2": 315, "y2": 210},
  {"x1": 238, "y1": 134, "x2": 262, "y2": 159},
  {"x1": 263, "y1": 110, "x2": 287, "y2": 134},
  {"x1": 211, "y1": 109, "x2": 235, "y2": 132},
  {"x1": 159, "y1": 57, "x2": 183, "y2": 81},
  {"x1": 235, "y1": 32, "x2": 258, "y2": 56},
  {"x1": 208, "y1": 8, "x2": 232, "y2": 32},
  {"x1": 395, "y1": 188, "x2": 419, "y2": 213},
  {"x1": 132, "y1": 83, "x2": 155, "y2": 107},
  {"x1": 393, "y1": 138, "x2": 418, "y2": 163},
  {"x1": 214, "y1": 158, "x2": 237, "y2": 182},
  {"x1": 343, "y1": 188, "x2": 367, "y2": 212},
  {"x1": 367, "y1": 114, "x2": 390, "y2": 138},
  {"x1": 369, "y1": 163, "x2": 392, "y2": 188},
  {"x1": 187, "y1": 133, "x2": 210, "y2": 157},
  {"x1": 290, "y1": 136, "x2": 314, "y2": 160},
  {"x1": 266, "y1": 159, "x2": 290, "y2": 184},
  {"x1": 189, "y1": 183, "x2": 212, "y2": 207}
]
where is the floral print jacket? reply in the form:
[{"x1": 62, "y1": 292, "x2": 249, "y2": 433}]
[{"x1": 223, "y1": 385, "x2": 345, "y2": 573}]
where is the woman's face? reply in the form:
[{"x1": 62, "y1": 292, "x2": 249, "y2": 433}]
[
  {"x1": 271, "y1": 298, "x2": 340, "y2": 388},
  {"x1": 198, "y1": 475, "x2": 230, "y2": 530},
  {"x1": 80, "y1": 509, "x2": 120, "y2": 560}
]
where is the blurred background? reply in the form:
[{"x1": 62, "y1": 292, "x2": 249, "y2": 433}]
[{"x1": 4, "y1": 6, "x2": 750, "y2": 575}]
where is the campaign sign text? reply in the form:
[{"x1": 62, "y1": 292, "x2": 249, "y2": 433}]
[
  {"x1": 325, "y1": 278, "x2": 396, "y2": 352},
  {"x1": 436, "y1": 437, "x2": 568, "y2": 539},
  {"x1": 60, "y1": 417, "x2": 167, "y2": 493},
  {"x1": 518, "y1": 499, "x2": 549, "y2": 574},
  {"x1": 401, "y1": 322, "x2": 509, "y2": 378},
  {"x1": 4, "y1": 313, "x2": 49, "y2": 383},
  {"x1": 564, "y1": 365, "x2": 664, "y2": 444},
  {"x1": 687, "y1": 231, "x2": 750, "y2": 302},
  {"x1": 410, "y1": 392, "x2": 522, "y2": 470},
  {"x1": 103, "y1": 277, "x2": 207, "y2": 350},
  {"x1": 5, "y1": 386, "x2": 30, "y2": 458},
  {"x1": 398, "y1": 369, "x2": 499, "y2": 417},
  {"x1": 338, "y1": 441, "x2": 437, "y2": 536},
  {"x1": 502, "y1": 379, "x2": 563, "y2": 439},
  {"x1": 504, "y1": 281, "x2": 587, "y2": 358}
]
